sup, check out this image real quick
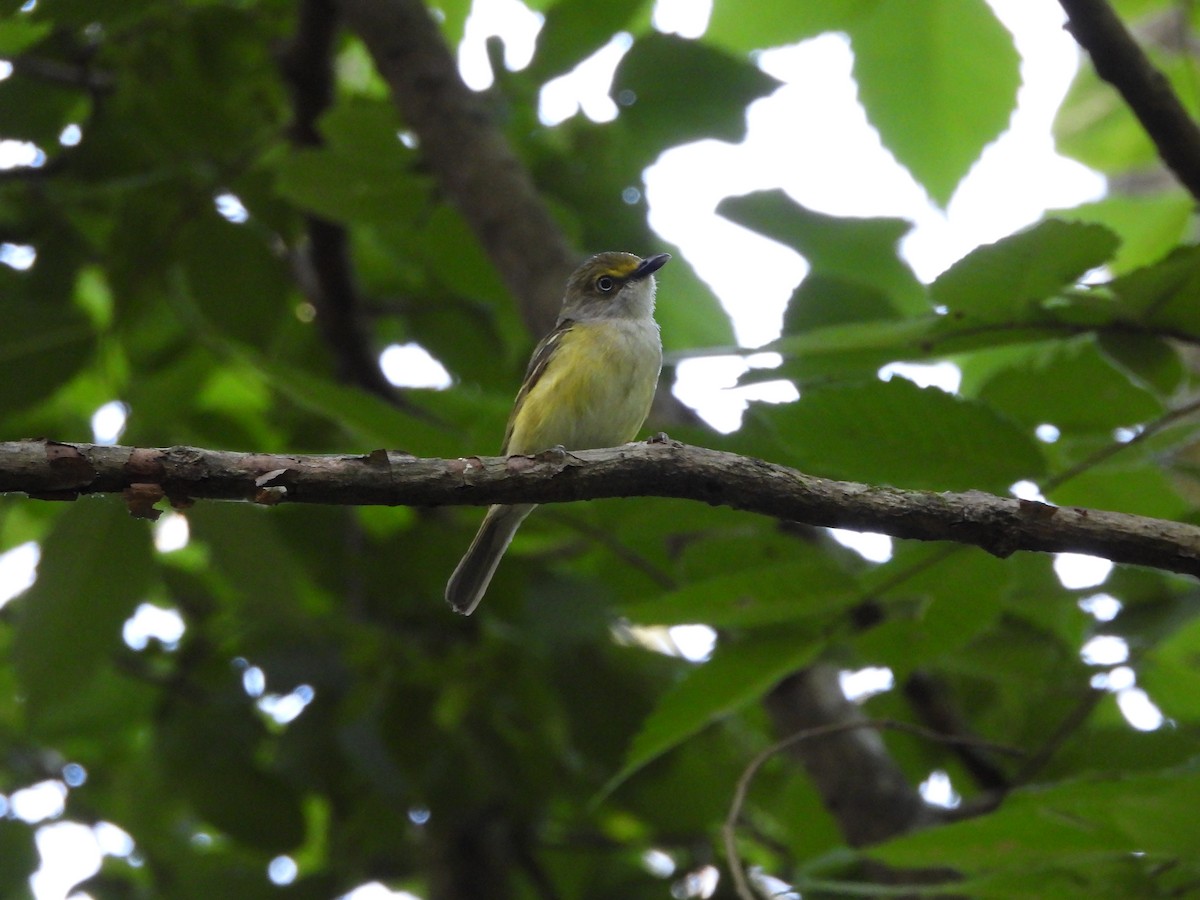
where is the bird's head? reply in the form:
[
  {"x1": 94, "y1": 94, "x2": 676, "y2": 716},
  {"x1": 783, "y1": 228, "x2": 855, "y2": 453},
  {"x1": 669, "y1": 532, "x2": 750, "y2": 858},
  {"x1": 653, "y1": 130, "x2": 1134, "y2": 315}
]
[{"x1": 561, "y1": 251, "x2": 670, "y2": 320}]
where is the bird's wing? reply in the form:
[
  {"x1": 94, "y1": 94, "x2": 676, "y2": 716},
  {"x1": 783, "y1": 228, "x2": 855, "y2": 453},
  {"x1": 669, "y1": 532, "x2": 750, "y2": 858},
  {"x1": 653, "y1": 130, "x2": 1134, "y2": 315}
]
[{"x1": 502, "y1": 319, "x2": 575, "y2": 454}]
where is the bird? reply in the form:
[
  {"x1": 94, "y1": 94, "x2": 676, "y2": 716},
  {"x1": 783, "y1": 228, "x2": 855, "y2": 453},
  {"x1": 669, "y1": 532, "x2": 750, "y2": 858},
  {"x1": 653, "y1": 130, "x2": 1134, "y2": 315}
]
[{"x1": 445, "y1": 251, "x2": 670, "y2": 615}]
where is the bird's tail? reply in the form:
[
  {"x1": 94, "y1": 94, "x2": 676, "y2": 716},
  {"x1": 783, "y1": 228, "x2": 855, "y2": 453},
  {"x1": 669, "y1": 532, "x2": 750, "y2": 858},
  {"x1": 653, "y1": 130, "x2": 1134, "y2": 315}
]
[{"x1": 445, "y1": 504, "x2": 537, "y2": 615}]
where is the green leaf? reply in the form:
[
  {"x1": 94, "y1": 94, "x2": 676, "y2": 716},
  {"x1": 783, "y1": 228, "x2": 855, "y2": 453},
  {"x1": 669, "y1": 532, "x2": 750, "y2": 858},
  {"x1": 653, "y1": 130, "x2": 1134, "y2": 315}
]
[
  {"x1": 159, "y1": 696, "x2": 307, "y2": 854},
  {"x1": 12, "y1": 502, "x2": 155, "y2": 725},
  {"x1": 182, "y1": 215, "x2": 290, "y2": 348},
  {"x1": 706, "y1": 0, "x2": 881, "y2": 53},
  {"x1": 783, "y1": 274, "x2": 901, "y2": 335},
  {"x1": 1096, "y1": 331, "x2": 1184, "y2": 397},
  {"x1": 873, "y1": 767, "x2": 1200, "y2": 870},
  {"x1": 930, "y1": 219, "x2": 1120, "y2": 321},
  {"x1": 232, "y1": 349, "x2": 494, "y2": 458},
  {"x1": 276, "y1": 100, "x2": 429, "y2": 225},
  {"x1": 978, "y1": 339, "x2": 1162, "y2": 434},
  {"x1": 613, "y1": 34, "x2": 781, "y2": 167},
  {"x1": 529, "y1": 0, "x2": 649, "y2": 81},
  {"x1": 655, "y1": 250, "x2": 737, "y2": 351},
  {"x1": 719, "y1": 190, "x2": 927, "y2": 314},
  {"x1": 603, "y1": 630, "x2": 821, "y2": 795},
  {"x1": 0, "y1": 298, "x2": 94, "y2": 418},
  {"x1": 1142, "y1": 616, "x2": 1200, "y2": 719},
  {"x1": 0, "y1": 820, "x2": 36, "y2": 899},
  {"x1": 849, "y1": 0, "x2": 1020, "y2": 206},
  {"x1": 621, "y1": 554, "x2": 858, "y2": 628},
  {"x1": 1055, "y1": 54, "x2": 1193, "y2": 175},
  {"x1": 731, "y1": 377, "x2": 1046, "y2": 492},
  {"x1": 1107, "y1": 244, "x2": 1200, "y2": 337},
  {"x1": 1050, "y1": 195, "x2": 1194, "y2": 274},
  {"x1": 0, "y1": 17, "x2": 50, "y2": 54},
  {"x1": 1048, "y1": 464, "x2": 1190, "y2": 520}
]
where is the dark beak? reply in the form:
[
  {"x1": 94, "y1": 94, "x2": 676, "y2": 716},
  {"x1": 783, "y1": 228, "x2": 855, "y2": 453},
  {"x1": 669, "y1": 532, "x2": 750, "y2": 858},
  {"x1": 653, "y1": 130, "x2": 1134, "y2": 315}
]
[{"x1": 632, "y1": 253, "x2": 671, "y2": 280}]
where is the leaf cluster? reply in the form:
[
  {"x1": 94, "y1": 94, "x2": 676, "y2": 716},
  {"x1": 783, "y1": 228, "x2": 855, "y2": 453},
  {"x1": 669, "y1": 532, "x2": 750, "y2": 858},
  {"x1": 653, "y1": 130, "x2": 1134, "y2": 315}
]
[{"x1": 0, "y1": 1, "x2": 1199, "y2": 899}]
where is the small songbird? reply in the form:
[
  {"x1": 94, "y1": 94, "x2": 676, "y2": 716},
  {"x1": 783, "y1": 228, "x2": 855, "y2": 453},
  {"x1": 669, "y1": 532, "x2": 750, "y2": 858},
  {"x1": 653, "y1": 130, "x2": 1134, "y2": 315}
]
[{"x1": 445, "y1": 251, "x2": 670, "y2": 615}]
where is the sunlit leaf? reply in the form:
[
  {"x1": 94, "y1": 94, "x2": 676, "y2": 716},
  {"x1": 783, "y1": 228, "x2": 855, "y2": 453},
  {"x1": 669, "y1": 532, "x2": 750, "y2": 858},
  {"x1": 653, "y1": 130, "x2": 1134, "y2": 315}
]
[{"x1": 849, "y1": 0, "x2": 1020, "y2": 206}]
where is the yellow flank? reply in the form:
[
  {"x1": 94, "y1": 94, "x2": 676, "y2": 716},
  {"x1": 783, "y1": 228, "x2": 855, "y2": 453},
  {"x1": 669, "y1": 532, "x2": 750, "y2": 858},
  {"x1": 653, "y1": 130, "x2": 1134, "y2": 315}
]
[{"x1": 505, "y1": 321, "x2": 660, "y2": 455}]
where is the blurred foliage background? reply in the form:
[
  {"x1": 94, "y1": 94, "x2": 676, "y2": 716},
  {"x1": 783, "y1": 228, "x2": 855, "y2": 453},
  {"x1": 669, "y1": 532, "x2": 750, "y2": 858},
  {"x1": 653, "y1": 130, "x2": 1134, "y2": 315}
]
[{"x1": 2, "y1": 0, "x2": 1200, "y2": 898}]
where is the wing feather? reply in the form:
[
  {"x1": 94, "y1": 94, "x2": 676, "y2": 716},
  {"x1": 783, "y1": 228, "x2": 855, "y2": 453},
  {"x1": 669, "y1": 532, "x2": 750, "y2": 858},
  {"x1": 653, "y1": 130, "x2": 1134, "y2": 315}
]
[{"x1": 502, "y1": 319, "x2": 575, "y2": 453}]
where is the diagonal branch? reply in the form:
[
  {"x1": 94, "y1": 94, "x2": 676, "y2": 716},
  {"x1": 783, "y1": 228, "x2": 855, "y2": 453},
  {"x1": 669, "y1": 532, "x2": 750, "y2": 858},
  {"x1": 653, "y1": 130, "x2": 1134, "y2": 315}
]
[
  {"x1": 337, "y1": 0, "x2": 577, "y2": 335},
  {"x1": 1059, "y1": 0, "x2": 1200, "y2": 203},
  {"x1": 5, "y1": 439, "x2": 1200, "y2": 578}
]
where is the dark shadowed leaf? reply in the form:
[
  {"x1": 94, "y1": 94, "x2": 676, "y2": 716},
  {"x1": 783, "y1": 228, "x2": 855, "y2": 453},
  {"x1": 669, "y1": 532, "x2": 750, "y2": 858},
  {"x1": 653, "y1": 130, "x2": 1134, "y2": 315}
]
[
  {"x1": 12, "y1": 501, "x2": 154, "y2": 725},
  {"x1": 614, "y1": 34, "x2": 781, "y2": 167}
]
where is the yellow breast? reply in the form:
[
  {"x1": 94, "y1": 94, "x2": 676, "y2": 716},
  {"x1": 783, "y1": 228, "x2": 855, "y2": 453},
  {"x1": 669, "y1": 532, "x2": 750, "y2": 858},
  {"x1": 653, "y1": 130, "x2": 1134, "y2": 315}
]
[{"x1": 505, "y1": 320, "x2": 662, "y2": 455}]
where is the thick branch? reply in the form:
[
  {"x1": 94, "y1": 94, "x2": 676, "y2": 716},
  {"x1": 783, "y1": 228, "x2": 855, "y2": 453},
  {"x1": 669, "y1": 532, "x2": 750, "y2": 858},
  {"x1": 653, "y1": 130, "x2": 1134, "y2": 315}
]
[
  {"x1": 337, "y1": 0, "x2": 576, "y2": 334},
  {"x1": 4, "y1": 439, "x2": 1200, "y2": 578},
  {"x1": 1059, "y1": 0, "x2": 1200, "y2": 203}
]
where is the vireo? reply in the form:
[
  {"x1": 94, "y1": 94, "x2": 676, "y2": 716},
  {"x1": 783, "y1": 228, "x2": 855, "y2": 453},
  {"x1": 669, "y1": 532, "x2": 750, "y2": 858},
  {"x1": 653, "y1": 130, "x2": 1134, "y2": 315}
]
[{"x1": 446, "y1": 251, "x2": 670, "y2": 615}]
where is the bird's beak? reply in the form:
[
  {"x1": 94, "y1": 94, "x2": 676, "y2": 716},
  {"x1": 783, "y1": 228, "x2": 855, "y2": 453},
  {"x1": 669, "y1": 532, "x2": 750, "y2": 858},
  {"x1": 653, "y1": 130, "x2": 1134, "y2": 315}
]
[{"x1": 632, "y1": 253, "x2": 671, "y2": 280}]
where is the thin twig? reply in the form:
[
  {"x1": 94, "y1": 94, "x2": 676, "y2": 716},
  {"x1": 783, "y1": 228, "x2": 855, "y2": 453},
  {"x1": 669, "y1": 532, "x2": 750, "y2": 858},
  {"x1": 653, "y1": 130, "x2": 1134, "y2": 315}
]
[
  {"x1": 722, "y1": 719, "x2": 1024, "y2": 900},
  {"x1": 1041, "y1": 394, "x2": 1200, "y2": 494},
  {"x1": 541, "y1": 508, "x2": 677, "y2": 590},
  {"x1": 1012, "y1": 686, "x2": 1107, "y2": 786}
]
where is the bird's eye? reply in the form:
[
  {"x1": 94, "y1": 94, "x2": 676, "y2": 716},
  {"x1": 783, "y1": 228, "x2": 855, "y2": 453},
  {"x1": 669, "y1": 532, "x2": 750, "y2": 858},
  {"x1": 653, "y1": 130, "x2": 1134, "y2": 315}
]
[{"x1": 596, "y1": 275, "x2": 615, "y2": 293}]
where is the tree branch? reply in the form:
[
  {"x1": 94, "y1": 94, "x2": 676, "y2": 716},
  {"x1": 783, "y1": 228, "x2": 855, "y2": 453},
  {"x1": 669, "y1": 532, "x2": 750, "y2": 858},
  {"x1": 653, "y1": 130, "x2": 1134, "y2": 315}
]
[
  {"x1": 1059, "y1": 0, "x2": 1200, "y2": 203},
  {"x1": 5, "y1": 439, "x2": 1200, "y2": 578},
  {"x1": 337, "y1": 0, "x2": 577, "y2": 335},
  {"x1": 281, "y1": 0, "x2": 399, "y2": 402}
]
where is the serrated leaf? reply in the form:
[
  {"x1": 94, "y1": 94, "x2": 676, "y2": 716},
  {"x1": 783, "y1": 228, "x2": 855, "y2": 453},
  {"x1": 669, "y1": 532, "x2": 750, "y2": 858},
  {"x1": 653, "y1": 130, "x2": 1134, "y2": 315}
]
[
  {"x1": 1107, "y1": 244, "x2": 1200, "y2": 337},
  {"x1": 931, "y1": 220, "x2": 1120, "y2": 321},
  {"x1": 614, "y1": 34, "x2": 780, "y2": 167},
  {"x1": 12, "y1": 502, "x2": 155, "y2": 725},
  {"x1": 706, "y1": 0, "x2": 881, "y2": 53},
  {"x1": 732, "y1": 377, "x2": 1045, "y2": 492},
  {"x1": 850, "y1": 0, "x2": 1020, "y2": 206},
  {"x1": 1050, "y1": 195, "x2": 1193, "y2": 274},
  {"x1": 719, "y1": 190, "x2": 926, "y2": 314},
  {"x1": 602, "y1": 630, "x2": 821, "y2": 796}
]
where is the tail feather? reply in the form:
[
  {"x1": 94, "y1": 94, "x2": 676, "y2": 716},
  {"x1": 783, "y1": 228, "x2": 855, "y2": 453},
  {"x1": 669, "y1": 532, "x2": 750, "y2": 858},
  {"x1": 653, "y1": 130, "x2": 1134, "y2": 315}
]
[{"x1": 445, "y1": 504, "x2": 536, "y2": 615}]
